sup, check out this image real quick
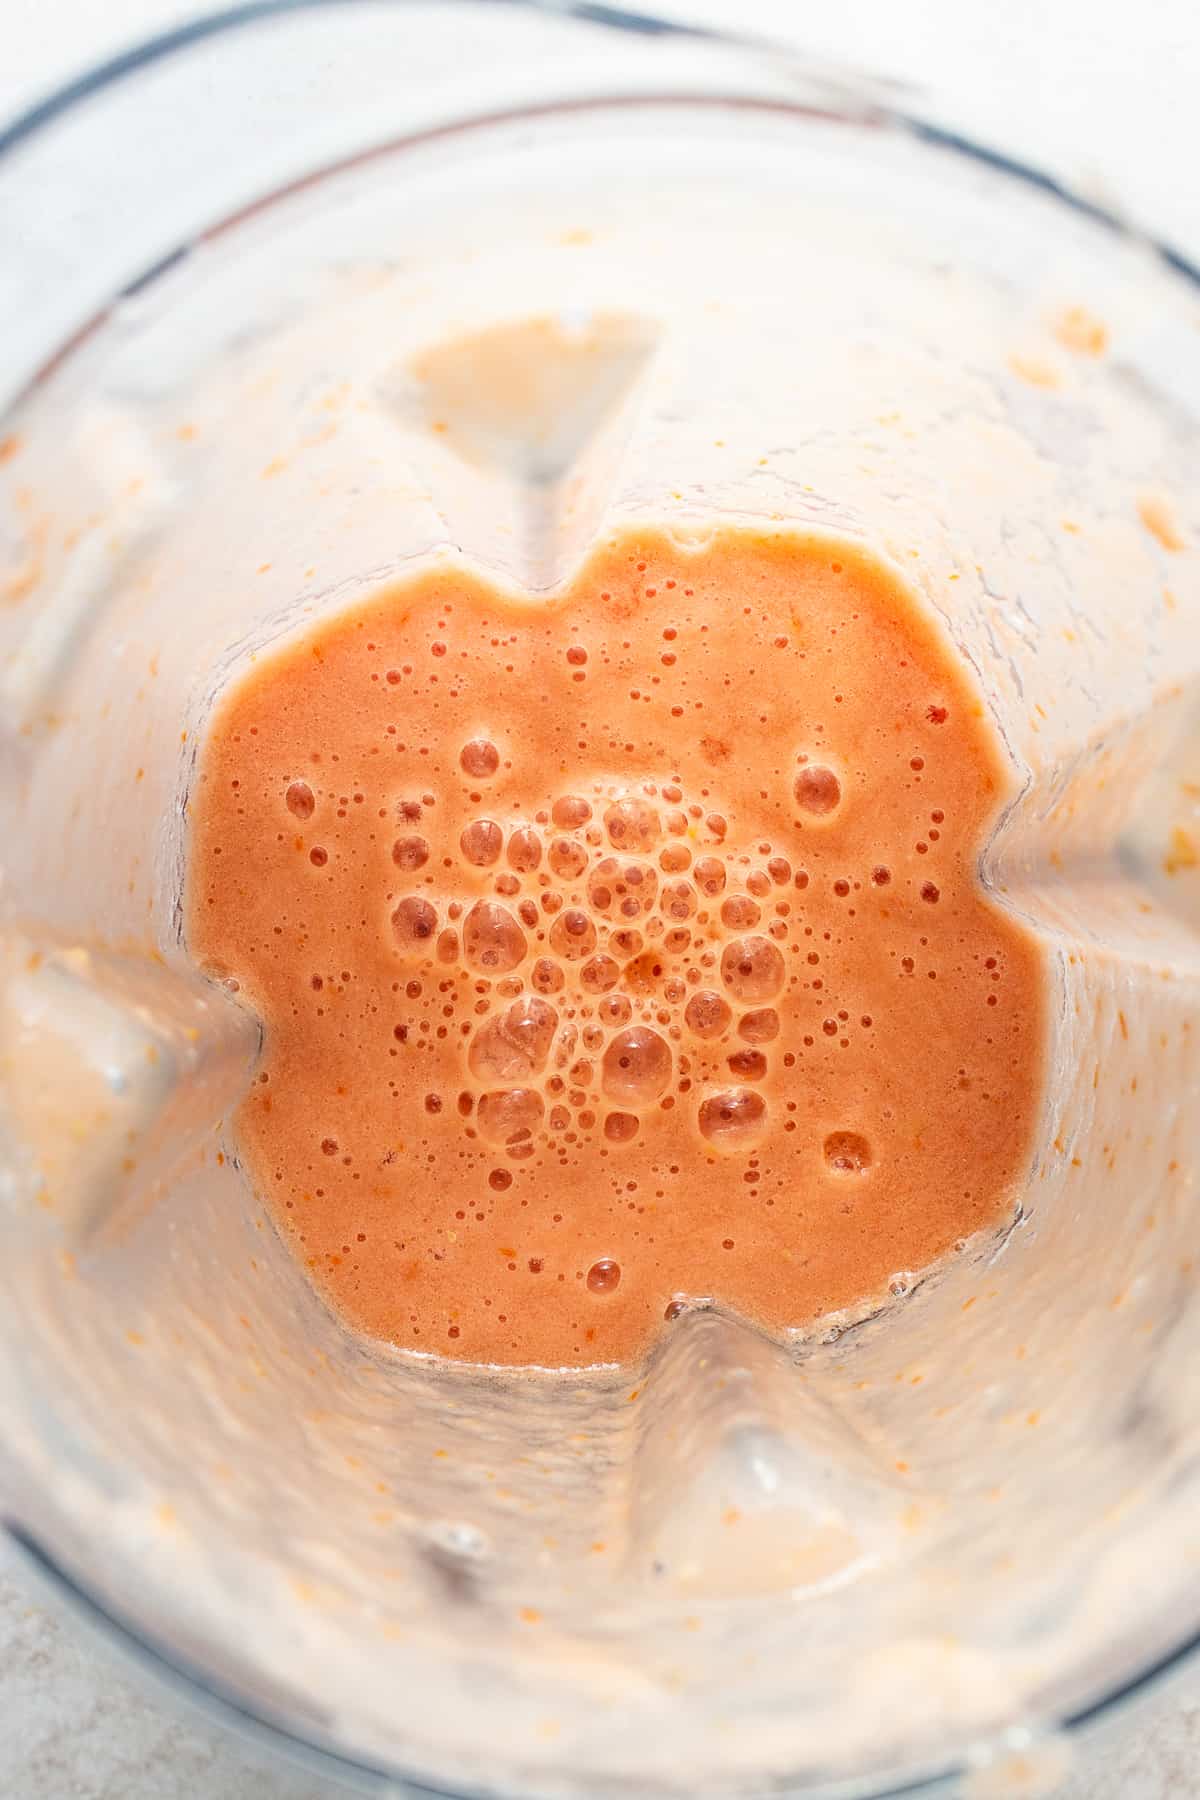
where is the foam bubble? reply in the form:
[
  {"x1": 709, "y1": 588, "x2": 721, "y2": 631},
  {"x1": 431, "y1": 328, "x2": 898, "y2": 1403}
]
[
  {"x1": 588, "y1": 856, "x2": 658, "y2": 919},
  {"x1": 604, "y1": 797, "x2": 660, "y2": 852},
  {"x1": 598, "y1": 993, "x2": 632, "y2": 1028},
  {"x1": 548, "y1": 838, "x2": 588, "y2": 879},
  {"x1": 662, "y1": 880, "x2": 697, "y2": 922},
  {"x1": 794, "y1": 763, "x2": 842, "y2": 816},
  {"x1": 392, "y1": 896, "x2": 438, "y2": 952},
  {"x1": 601, "y1": 1025, "x2": 672, "y2": 1107},
  {"x1": 477, "y1": 1087, "x2": 544, "y2": 1146},
  {"x1": 468, "y1": 997, "x2": 557, "y2": 1082},
  {"x1": 697, "y1": 1086, "x2": 767, "y2": 1151},
  {"x1": 531, "y1": 957, "x2": 564, "y2": 995},
  {"x1": 463, "y1": 900, "x2": 526, "y2": 972},
  {"x1": 684, "y1": 991, "x2": 732, "y2": 1039},
  {"x1": 720, "y1": 894, "x2": 761, "y2": 929},
  {"x1": 727, "y1": 1048, "x2": 767, "y2": 1080},
  {"x1": 549, "y1": 908, "x2": 598, "y2": 961},
  {"x1": 393, "y1": 834, "x2": 430, "y2": 870},
  {"x1": 824, "y1": 1131, "x2": 873, "y2": 1174},
  {"x1": 285, "y1": 780, "x2": 315, "y2": 820},
  {"x1": 586, "y1": 1258, "x2": 621, "y2": 1294},
  {"x1": 659, "y1": 842, "x2": 692, "y2": 873},
  {"x1": 460, "y1": 739, "x2": 500, "y2": 778},
  {"x1": 552, "y1": 795, "x2": 592, "y2": 828},
  {"x1": 603, "y1": 1112, "x2": 639, "y2": 1143},
  {"x1": 738, "y1": 1008, "x2": 779, "y2": 1043},
  {"x1": 506, "y1": 827, "x2": 542, "y2": 872},
  {"x1": 460, "y1": 819, "x2": 503, "y2": 866},
  {"x1": 694, "y1": 856, "x2": 726, "y2": 897},
  {"x1": 580, "y1": 953, "x2": 620, "y2": 993},
  {"x1": 721, "y1": 935, "x2": 785, "y2": 1002}
]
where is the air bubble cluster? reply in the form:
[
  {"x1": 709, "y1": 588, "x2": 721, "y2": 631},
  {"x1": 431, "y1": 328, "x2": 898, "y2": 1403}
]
[{"x1": 382, "y1": 772, "x2": 884, "y2": 1169}]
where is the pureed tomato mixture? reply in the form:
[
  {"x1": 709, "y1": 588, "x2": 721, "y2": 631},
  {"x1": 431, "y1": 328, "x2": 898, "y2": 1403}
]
[{"x1": 187, "y1": 525, "x2": 1044, "y2": 1366}]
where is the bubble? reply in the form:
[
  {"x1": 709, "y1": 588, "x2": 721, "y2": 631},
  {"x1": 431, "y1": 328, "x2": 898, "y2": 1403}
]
[
  {"x1": 463, "y1": 900, "x2": 526, "y2": 972},
  {"x1": 921, "y1": 882, "x2": 940, "y2": 904},
  {"x1": 437, "y1": 928, "x2": 459, "y2": 963},
  {"x1": 705, "y1": 813, "x2": 727, "y2": 841},
  {"x1": 286, "y1": 780, "x2": 315, "y2": 819},
  {"x1": 601, "y1": 1026, "x2": 672, "y2": 1107},
  {"x1": 392, "y1": 896, "x2": 438, "y2": 952},
  {"x1": 598, "y1": 993, "x2": 632, "y2": 1027},
  {"x1": 727, "y1": 1048, "x2": 767, "y2": 1080},
  {"x1": 552, "y1": 795, "x2": 592, "y2": 828},
  {"x1": 684, "y1": 991, "x2": 732, "y2": 1039},
  {"x1": 794, "y1": 764, "x2": 842, "y2": 816},
  {"x1": 721, "y1": 935, "x2": 785, "y2": 1002},
  {"x1": 697, "y1": 1087, "x2": 767, "y2": 1151},
  {"x1": 588, "y1": 856, "x2": 658, "y2": 919},
  {"x1": 738, "y1": 1008, "x2": 779, "y2": 1043},
  {"x1": 871, "y1": 866, "x2": 892, "y2": 887},
  {"x1": 488, "y1": 1168, "x2": 512, "y2": 1192},
  {"x1": 694, "y1": 856, "x2": 726, "y2": 897},
  {"x1": 603, "y1": 1112, "x2": 639, "y2": 1143},
  {"x1": 604, "y1": 797, "x2": 660, "y2": 852},
  {"x1": 767, "y1": 856, "x2": 791, "y2": 885},
  {"x1": 309, "y1": 846, "x2": 329, "y2": 867},
  {"x1": 610, "y1": 927, "x2": 645, "y2": 959},
  {"x1": 460, "y1": 739, "x2": 500, "y2": 778},
  {"x1": 548, "y1": 838, "x2": 588, "y2": 879},
  {"x1": 504, "y1": 826, "x2": 541, "y2": 872},
  {"x1": 469, "y1": 997, "x2": 557, "y2": 1082},
  {"x1": 531, "y1": 957, "x2": 564, "y2": 995},
  {"x1": 581, "y1": 953, "x2": 620, "y2": 993},
  {"x1": 549, "y1": 908, "x2": 598, "y2": 961},
  {"x1": 823, "y1": 1131, "x2": 873, "y2": 1174},
  {"x1": 662, "y1": 880, "x2": 697, "y2": 922},
  {"x1": 477, "y1": 1088, "x2": 545, "y2": 1146},
  {"x1": 659, "y1": 842, "x2": 692, "y2": 873},
  {"x1": 720, "y1": 894, "x2": 761, "y2": 930},
  {"x1": 586, "y1": 1258, "x2": 621, "y2": 1295},
  {"x1": 460, "y1": 820, "x2": 503, "y2": 866},
  {"x1": 393, "y1": 835, "x2": 430, "y2": 869}
]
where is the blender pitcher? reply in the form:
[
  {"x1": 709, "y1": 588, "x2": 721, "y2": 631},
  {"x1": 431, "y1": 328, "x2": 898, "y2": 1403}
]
[{"x1": 1, "y1": 5, "x2": 1199, "y2": 1796}]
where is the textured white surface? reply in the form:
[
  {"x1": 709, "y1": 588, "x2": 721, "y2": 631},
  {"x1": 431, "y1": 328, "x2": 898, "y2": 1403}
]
[{"x1": 2, "y1": 2, "x2": 1200, "y2": 1796}]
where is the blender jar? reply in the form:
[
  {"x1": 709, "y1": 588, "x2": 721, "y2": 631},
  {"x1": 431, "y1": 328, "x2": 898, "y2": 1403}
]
[{"x1": 1, "y1": 4, "x2": 1200, "y2": 1796}]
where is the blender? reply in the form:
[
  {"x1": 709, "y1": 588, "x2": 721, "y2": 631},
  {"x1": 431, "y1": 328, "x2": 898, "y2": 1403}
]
[{"x1": 1, "y1": 4, "x2": 1199, "y2": 1795}]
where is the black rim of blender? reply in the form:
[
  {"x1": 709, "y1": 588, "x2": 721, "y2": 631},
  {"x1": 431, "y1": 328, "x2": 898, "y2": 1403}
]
[{"x1": 2, "y1": 2, "x2": 1199, "y2": 1795}]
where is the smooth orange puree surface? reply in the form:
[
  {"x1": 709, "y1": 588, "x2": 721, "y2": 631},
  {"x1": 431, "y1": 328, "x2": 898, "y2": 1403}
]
[{"x1": 187, "y1": 527, "x2": 1045, "y2": 1366}]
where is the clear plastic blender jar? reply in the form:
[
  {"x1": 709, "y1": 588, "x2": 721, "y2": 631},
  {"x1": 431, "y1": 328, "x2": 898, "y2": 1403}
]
[{"x1": 1, "y1": 5, "x2": 1200, "y2": 1796}]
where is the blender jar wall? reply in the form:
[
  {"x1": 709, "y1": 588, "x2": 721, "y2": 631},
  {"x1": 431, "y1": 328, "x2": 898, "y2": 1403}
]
[{"x1": 1, "y1": 6, "x2": 1200, "y2": 1797}]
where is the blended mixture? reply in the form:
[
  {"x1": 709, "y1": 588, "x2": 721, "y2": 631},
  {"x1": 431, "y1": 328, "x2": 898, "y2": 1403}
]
[{"x1": 188, "y1": 525, "x2": 1044, "y2": 1365}]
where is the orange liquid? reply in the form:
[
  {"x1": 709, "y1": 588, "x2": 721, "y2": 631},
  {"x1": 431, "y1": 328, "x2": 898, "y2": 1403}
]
[{"x1": 187, "y1": 526, "x2": 1045, "y2": 1366}]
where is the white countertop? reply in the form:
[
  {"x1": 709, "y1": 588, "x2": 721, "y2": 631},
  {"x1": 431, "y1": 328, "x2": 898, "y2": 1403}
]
[{"x1": 3, "y1": 1, "x2": 1200, "y2": 1794}]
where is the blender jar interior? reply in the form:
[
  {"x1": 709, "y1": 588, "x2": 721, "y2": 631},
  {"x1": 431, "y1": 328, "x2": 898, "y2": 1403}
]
[{"x1": 1, "y1": 5, "x2": 1200, "y2": 1797}]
